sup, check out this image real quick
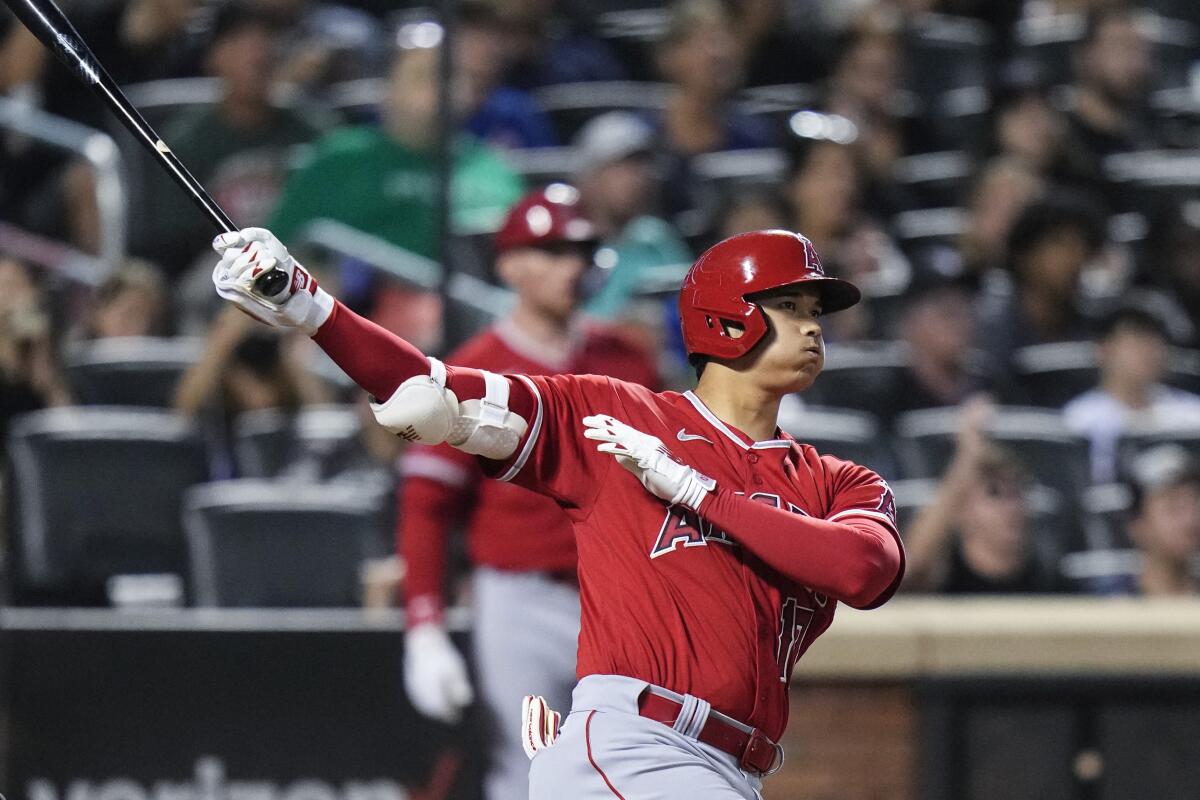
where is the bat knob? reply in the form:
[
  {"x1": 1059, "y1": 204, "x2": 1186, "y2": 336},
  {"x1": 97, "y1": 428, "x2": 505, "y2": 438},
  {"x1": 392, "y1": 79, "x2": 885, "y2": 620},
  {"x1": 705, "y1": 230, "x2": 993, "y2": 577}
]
[{"x1": 255, "y1": 269, "x2": 290, "y2": 298}]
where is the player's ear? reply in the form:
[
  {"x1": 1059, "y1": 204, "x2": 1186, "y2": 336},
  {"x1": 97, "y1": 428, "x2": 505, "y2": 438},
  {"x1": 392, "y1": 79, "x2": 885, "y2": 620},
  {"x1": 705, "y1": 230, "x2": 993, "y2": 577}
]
[{"x1": 495, "y1": 251, "x2": 524, "y2": 289}]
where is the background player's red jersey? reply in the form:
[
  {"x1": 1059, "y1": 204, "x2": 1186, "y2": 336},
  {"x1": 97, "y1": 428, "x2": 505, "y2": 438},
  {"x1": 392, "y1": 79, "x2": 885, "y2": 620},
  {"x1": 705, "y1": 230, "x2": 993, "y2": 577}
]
[
  {"x1": 401, "y1": 320, "x2": 658, "y2": 616},
  {"x1": 485, "y1": 374, "x2": 901, "y2": 742}
]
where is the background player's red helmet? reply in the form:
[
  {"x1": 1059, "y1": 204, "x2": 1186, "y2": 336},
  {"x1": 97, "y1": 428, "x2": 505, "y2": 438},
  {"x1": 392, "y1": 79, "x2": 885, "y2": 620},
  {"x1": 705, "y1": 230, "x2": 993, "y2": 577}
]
[
  {"x1": 494, "y1": 183, "x2": 597, "y2": 253},
  {"x1": 678, "y1": 229, "x2": 861, "y2": 361}
]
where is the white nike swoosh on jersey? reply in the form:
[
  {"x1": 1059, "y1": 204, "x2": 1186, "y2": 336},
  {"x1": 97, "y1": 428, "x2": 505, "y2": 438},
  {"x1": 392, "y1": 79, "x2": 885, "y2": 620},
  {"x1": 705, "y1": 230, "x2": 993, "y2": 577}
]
[{"x1": 676, "y1": 429, "x2": 715, "y2": 444}]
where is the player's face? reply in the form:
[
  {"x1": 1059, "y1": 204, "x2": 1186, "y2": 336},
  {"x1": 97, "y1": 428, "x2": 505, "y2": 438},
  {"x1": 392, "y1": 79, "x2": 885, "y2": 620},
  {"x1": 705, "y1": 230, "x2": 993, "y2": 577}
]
[
  {"x1": 748, "y1": 286, "x2": 825, "y2": 394},
  {"x1": 502, "y1": 244, "x2": 591, "y2": 321}
]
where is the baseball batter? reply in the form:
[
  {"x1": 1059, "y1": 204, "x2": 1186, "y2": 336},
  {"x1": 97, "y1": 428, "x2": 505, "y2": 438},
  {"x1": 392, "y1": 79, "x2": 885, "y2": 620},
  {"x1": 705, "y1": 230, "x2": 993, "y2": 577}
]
[
  {"x1": 212, "y1": 227, "x2": 904, "y2": 798},
  {"x1": 399, "y1": 185, "x2": 657, "y2": 800}
]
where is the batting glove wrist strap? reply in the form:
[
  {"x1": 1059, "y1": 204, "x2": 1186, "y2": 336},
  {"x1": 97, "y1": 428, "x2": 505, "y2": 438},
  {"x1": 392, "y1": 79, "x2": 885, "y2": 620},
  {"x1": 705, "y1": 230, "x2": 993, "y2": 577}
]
[{"x1": 582, "y1": 414, "x2": 716, "y2": 512}]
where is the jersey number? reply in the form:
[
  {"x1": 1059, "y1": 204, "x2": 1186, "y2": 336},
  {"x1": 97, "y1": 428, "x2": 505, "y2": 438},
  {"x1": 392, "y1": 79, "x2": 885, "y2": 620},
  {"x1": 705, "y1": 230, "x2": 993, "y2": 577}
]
[{"x1": 775, "y1": 596, "x2": 816, "y2": 683}]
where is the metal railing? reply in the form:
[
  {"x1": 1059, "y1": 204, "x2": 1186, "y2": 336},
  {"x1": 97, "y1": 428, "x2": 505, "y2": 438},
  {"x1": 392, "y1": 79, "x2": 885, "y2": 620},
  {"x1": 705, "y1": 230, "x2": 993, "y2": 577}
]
[{"x1": 0, "y1": 96, "x2": 126, "y2": 273}]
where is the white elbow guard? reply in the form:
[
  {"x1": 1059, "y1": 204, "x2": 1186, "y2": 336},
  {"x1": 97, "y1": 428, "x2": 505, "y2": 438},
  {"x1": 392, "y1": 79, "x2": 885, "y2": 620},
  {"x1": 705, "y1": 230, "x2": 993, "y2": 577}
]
[{"x1": 370, "y1": 359, "x2": 527, "y2": 460}]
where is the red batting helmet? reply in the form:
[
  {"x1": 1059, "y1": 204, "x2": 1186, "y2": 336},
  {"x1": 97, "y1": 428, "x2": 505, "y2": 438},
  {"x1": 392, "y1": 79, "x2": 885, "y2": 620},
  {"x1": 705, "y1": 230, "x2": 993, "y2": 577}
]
[
  {"x1": 494, "y1": 183, "x2": 597, "y2": 253},
  {"x1": 678, "y1": 229, "x2": 861, "y2": 360}
]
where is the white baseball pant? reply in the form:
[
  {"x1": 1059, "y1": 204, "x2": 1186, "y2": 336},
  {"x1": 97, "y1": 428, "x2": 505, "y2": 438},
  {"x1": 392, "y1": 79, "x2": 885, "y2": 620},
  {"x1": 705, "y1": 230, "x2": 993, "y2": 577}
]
[
  {"x1": 472, "y1": 566, "x2": 580, "y2": 800},
  {"x1": 528, "y1": 674, "x2": 765, "y2": 799}
]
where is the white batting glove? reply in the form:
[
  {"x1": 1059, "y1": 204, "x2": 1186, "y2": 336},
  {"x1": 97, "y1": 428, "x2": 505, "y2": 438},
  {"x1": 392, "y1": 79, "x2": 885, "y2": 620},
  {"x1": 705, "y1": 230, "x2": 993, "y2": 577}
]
[
  {"x1": 582, "y1": 415, "x2": 716, "y2": 511},
  {"x1": 211, "y1": 227, "x2": 334, "y2": 335},
  {"x1": 521, "y1": 694, "x2": 561, "y2": 759},
  {"x1": 404, "y1": 622, "x2": 474, "y2": 724}
]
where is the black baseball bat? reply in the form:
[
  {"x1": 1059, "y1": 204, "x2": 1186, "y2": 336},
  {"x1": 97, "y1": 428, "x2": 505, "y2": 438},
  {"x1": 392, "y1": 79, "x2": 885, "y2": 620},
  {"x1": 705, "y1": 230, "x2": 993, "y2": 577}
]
[{"x1": 3, "y1": 0, "x2": 288, "y2": 296}]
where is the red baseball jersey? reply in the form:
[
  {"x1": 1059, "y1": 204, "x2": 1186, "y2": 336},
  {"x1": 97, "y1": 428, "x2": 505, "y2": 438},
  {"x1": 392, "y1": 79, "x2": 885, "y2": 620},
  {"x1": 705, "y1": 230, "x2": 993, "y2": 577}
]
[
  {"x1": 400, "y1": 320, "x2": 658, "y2": 615},
  {"x1": 483, "y1": 376, "x2": 899, "y2": 741}
]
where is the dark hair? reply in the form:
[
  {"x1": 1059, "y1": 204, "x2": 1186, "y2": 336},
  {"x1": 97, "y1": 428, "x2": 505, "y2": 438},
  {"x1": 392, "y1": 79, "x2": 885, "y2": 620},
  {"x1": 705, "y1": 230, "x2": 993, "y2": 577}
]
[
  {"x1": 689, "y1": 354, "x2": 709, "y2": 379},
  {"x1": 1005, "y1": 191, "x2": 1106, "y2": 274},
  {"x1": 1096, "y1": 303, "x2": 1169, "y2": 342},
  {"x1": 1080, "y1": 2, "x2": 1140, "y2": 51},
  {"x1": 458, "y1": 0, "x2": 507, "y2": 32},
  {"x1": 208, "y1": 1, "x2": 277, "y2": 46},
  {"x1": 784, "y1": 127, "x2": 856, "y2": 181}
]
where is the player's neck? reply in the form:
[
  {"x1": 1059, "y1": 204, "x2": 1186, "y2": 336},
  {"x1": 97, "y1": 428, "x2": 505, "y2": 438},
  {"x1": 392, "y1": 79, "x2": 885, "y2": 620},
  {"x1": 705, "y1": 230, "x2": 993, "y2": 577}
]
[{"x1": 693, "y1": 371, "x2": 781, "y2": 443}]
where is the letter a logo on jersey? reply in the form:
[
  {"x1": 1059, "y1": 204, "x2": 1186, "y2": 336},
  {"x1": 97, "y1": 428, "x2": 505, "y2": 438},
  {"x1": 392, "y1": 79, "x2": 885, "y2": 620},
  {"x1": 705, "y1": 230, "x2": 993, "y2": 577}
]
[{"x1": 650, "y1": 509, "x2": 711, "y2": 558}]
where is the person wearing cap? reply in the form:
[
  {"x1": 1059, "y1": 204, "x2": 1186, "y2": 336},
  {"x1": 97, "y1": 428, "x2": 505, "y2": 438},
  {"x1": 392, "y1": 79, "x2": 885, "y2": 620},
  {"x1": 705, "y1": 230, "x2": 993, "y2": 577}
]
[
  {"x1": 396, "y1": 185, "x2": 658, "y2": 800},
  {"x1": 1064, "y1": 304, "x2": 1200, "y2": 483},
  {"x1": 573, "y1": 112, "x2": 691, "y2": 322},
  {"x1": 1093, "y1": 445, "x2": 1200, "y2": 596}
]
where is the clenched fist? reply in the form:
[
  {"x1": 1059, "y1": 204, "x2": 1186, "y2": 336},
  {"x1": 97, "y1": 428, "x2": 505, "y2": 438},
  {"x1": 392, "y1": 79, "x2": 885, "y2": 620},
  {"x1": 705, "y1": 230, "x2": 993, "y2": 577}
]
[{"x1": 211, "y1": 227, "x2": 334, "y2": 335}]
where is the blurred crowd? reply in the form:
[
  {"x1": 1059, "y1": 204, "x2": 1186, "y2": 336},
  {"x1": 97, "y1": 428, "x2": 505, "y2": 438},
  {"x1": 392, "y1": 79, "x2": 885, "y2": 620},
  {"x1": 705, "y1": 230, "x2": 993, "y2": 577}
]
[{"x1": 1, "y1": 0, "x2": 1199, "y2": 606}]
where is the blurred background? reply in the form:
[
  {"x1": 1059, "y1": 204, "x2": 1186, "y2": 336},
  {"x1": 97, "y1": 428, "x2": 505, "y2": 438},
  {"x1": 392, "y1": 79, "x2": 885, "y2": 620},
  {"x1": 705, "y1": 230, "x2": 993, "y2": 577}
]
[{"x1": 1, "y1": 0, "x2": 1199, "y2": 798}]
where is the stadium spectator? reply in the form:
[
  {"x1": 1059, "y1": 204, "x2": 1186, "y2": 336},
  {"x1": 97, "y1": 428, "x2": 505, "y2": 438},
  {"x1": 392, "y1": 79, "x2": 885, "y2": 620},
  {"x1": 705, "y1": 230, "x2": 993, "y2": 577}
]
[
  {"x1": 954, "y1": 157, "x2": 1045, "y2": 282},
  {"x1": 716, "y1": 191, "x2": 789, "y2": 240},
  {"x1": 1064, "y1": 304, "x2": 1200, "y2": 483},
  {"x1": 984, "y1": 62, "x2": 1079, "y2": 185},
  {"x1": 1066, "y1": 4, "x2": 1159, "y2": 199},
  {"x1": 259, "y1": 0, "x2": 388, "y2": 89},
  {"x1": 38, "y1": 0, "x2": 205, "y2": 130},
  {"x1": 77, "y1": 259, "x2": 169, "y2": 340},
  {"x1": 269, "y1": 33, "x2": 523, "y2": 262},
  {"x1": 174, "y1": 306, "x2": 331, "y2": 474},
  {"x1": 654, "y1": 0, "x2": 775, "y2": 231},
  {"x1": 783, "y1": 116, "x2": 909, "y2": 341},
  {"x1": 572, "y1": 112, "x2": 690, "y2": 321},
  {"x1": 820, "y1": 13, "x2": 924, "y2": 216},
  {"x1": 268, "y1": 30, "x2": 523, "y2": 345},
  {"x1": 975, "y1": 192, "x2": 1106, "y2": 396},
  {"x1": 1144, "y1": 201, "x2": 1200, "y2": 349},
  {"x1": 1092, "y1": 445, "x2": 1200, "y2": 595},
  {"x1": 120, "y1": 3, "x2": 331, "y2": 272},
  {"x1": 0, "y1": 258, "x2": 69, "y2": 450},
  {"x1": 903, "y1": 397, "x2": 1057, "y2": 593},
  {"x1": 494, "y1": 0, "x2": 629, "y2": 88},
  {"x1": 457, "y1": 2, "x2": 559, "y2": 149},
  {"x1": 889, "y1": 276, "x2": 981, "y2": 420}
]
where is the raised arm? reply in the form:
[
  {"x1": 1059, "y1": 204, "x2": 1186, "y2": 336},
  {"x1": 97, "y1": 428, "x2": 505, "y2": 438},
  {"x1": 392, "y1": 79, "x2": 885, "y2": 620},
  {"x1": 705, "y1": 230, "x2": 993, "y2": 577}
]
[
  {"x1": 583, "y1": 415, "x2": 903, "y2": 609},
  {"x1": 211, "y1": 228, "x2": 536, "y2": 458}
]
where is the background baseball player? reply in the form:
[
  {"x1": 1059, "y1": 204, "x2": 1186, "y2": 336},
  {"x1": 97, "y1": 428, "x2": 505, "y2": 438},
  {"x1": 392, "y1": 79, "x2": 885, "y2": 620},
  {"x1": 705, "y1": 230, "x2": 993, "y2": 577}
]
[
  {"x1": 211, "y1": 227, "x2": 903, "y2": 798},
  {"x1": 398, "y1": 184, "x2": 657, "y2": 800}
]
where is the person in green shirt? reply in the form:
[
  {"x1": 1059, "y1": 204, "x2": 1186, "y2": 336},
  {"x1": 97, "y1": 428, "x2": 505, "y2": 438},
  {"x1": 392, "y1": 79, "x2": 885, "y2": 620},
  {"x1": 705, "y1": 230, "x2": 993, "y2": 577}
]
[
  {"x1": 269, "y1": 35, "x2": 525, "y2": 261},
  {"x1": 574, "y1": 112, "x2": 691, "y2": 321}
]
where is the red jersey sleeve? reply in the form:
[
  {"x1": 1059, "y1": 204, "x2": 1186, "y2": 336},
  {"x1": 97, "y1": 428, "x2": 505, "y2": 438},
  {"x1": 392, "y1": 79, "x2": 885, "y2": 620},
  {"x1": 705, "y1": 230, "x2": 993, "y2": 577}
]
[
  {"x1": 396, "y1": 443, "x2": 479, "y2": 625},
  {"x1": 480, "y1": 373, "x2": 616, "y2": 513},
  {"x1": 821, "y1": 457, "x2": 904, "y2": 608}
]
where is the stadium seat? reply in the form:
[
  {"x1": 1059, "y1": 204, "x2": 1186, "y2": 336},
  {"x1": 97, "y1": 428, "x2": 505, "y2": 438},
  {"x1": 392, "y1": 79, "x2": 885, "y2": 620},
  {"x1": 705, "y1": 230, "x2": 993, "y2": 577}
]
[
  {"x1": 63, "y1": 336, "x2": 204, "y2": 407},
  {"x1": 777, "y1": 403, "x2": 891, "y2": 474},
  {"x1": 802, "y1": 341, "x2": 911, "y2": 421},
  {"x1": 1080, "y1": 482, "x2": 1136, "y2": 551},
  {"x1": 888, "y1": 477, "x2": 938, "y2": 535},
  {"x1": 895, "y1": 406, "x2": 1091, "y2": 500},
  {"x1": 5, "y1": 407, "x2": 208, "y2": 605},
  {"x1": 1012, "y1": 341, "x2": 1099, "y2": 408},
  {"x1": 533, "y1": 81, "x2": 668, "y2": 141},
  {"x1": 1116, "y1": 420, "x2": 1200, "y2": 474},
  {"x1": 891, "y1": 151, "x2": 975, "y2": 209},
  {"x1": 184, "y1": 479, "x2": 391, "y2": 607},
  {"x1": 233, "y1": 405, "x2": 363, "y2": 479}
]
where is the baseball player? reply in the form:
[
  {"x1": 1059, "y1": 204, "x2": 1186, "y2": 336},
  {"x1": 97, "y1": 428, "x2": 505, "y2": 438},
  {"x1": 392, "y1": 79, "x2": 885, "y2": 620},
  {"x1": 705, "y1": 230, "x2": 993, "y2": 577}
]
[
  {"x1": 212, "y1": 227, "x2": 904, "y2": 798},
  {"x1": 399, "y1": 185, "x2": 658, "y2": 800}
]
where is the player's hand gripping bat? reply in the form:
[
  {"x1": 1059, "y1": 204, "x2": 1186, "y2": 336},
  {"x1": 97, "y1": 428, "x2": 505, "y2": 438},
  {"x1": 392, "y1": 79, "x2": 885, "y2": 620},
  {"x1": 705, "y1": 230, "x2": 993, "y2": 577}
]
[{"x1": 3, "y1": 0, "x2": 288, "y2": 297}]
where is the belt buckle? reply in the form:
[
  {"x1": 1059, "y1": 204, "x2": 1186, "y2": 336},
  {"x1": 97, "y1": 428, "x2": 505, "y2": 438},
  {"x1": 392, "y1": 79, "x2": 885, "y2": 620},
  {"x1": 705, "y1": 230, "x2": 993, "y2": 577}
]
[{"x1": 740, "y1": 729, "x2": 785, "y2": 777}]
